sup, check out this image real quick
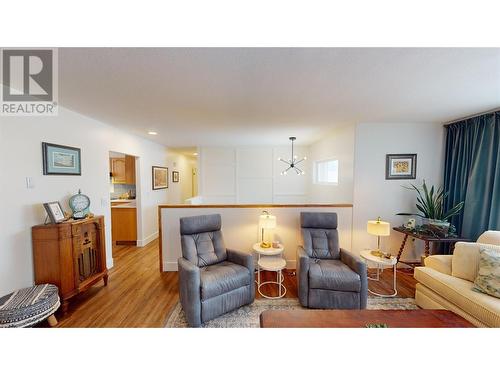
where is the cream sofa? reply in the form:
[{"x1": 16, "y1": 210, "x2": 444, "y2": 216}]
[{"x1": 414, "y1": 231, "x2": 500, "y2": 327}]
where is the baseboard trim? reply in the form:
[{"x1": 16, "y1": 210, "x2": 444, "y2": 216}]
[
  {"x1": 164, "y1": 261, "x2": 178, "y2": 271},
  {"x1": 115, "y1": 240, "x2": 137, "y2": 246},
  {"x1": 137, "y1": 231, "x2": 158, "y2": 247}
]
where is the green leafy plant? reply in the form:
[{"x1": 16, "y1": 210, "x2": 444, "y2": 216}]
[{"x1": 397, "y1": 180, "x2": 464, "y2": 221}]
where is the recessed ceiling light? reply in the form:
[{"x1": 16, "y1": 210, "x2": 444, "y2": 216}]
[
  {"x1": 193, "y1": 152, "x2": 198, "y2": 156},
  {"x1": 148, "y1": 131, "x2": 157, "y2": 135}
]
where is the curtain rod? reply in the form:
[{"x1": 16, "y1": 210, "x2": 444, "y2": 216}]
[{"x1": 443, "y1": 107, "x2": 500, "y2": 126}]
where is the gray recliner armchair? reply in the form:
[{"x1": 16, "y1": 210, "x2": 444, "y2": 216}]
[
  {"x1": 297, "y1": 212, "x2": 367, "y2": 309},
  {"x1": 178, "y1": 214, "x2": 255, "y2": 327}
]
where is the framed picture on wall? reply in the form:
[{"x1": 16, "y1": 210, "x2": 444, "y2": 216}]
[
  {"x1": 172, "y1": 171, "x2": 179, "y2": 183},
  {"x1": 385, "y1": 154, "x2": 417, "y2": 180},
  {"x1": 42, "y1": 142, "x2": 81, "y2": 175},
  {"x1": 152, "y1": 166, "x2": 168, "y2": 190}
]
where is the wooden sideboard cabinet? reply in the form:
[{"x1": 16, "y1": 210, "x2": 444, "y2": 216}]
[{"x1": 32, "y1": 215, "x2": 108, "y2": 313}]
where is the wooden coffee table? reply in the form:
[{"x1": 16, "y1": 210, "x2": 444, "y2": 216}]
[{"x1": 260, "y1": 309, "x2": 474, "y2": 328}]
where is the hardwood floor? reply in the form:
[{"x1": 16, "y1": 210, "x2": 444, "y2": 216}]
[
  {"x1": 56, "y1": 240, "x2": 177, "y2": 328},
  {"x1": 52, "y1": 239, "x2": 417, "y2": 328}
]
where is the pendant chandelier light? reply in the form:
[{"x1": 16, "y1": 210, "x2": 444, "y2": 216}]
[{"x1": 278, "y1": 136, "x2": 307, "y2": 175}]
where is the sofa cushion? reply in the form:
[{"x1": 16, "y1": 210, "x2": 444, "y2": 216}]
[
  {"x1": 181, "y1": 230, "x2": 227, "y2": 267},
  {"x1": 414, "y1": 266, "x2": 500, "y2": 327},
  {"x1": 309, "y1": 259, "x2": 360, "y2": 292},
  {"x1": 477, "y1": 231, "x2": 500, "y2": 246},
  {"x1": 473, "y1": 248, "x2": 500, "y2": 298},
  {"x1": 200, "y1": 261, "x2": 251, "y2": 300},
  {"x1": 424, "y1": 255, "x2": 452, "y2": 275},
  {"x1": 300, "y1": 212, "x2": 340, "y2": 259},
  {"x1": 302, "y1": 228, "x2": 340, "y2": 259},
  {"x1": 452, "y1": 242, "x2": 500, "y2": 282},
  {"x1": 180, "y1": 214, "x2": 228, "y2": 267}
]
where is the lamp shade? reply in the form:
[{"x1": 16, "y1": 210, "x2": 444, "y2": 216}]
[
  {"x1": 367, "y1": 219, "x2": 390, "y2": 236},
  {"x1": 259, "y1": 213, "x2": 276, "y2": 229}
]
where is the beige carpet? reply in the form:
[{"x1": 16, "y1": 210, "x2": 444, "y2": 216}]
[{"x1": 165, "y1": 297, "x2": 419, "y2": 328}]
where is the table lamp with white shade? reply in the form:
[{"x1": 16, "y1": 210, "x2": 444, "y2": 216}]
[
  {"x1": 367, "y1": 217, "x2": 391, "y2": 257},
  {"x1": 259, "y1": 210, "x2": 276, "y2": 248}
]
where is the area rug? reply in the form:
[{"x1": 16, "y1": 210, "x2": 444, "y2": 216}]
[{"x1": 164, "y1": 297, "x2": 419, "y2": 328}]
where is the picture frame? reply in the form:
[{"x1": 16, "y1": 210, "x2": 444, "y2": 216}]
[
  {"x1": 43, "y1": 201, "x2": 66, "y2": 223},
  {"x1": 386, "y1": 154, "x2": 417, "y2": 180},
  {"x1": 152, "y1": 166, "x2": 168, "y2": 190},
  {"x1": 172, "y1": 170, "x2": 179, "y2": 183},
  {"x1": 42, "y1": 142, "x2": 81, "y2": 175}
]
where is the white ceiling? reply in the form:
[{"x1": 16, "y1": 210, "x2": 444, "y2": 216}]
[
  {"x1": 58, "y1": 48, "x2": 500, "y2": 146},
  {"x1": 170, "y1": 147, "x2": 198, "y2": 158}
]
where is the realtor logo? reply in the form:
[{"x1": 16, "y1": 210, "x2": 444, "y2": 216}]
[{"x1": 1, "y1": 48, "x2": 58, "y2": 115}]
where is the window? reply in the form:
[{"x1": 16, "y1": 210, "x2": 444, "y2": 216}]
[{"x1": 314, "y1": 159, "x2": 339, "y2": 185}]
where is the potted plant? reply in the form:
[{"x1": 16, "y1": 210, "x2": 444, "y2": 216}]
[{"x1": 397, "y1": 180, "x2": 464, "y2": 236}]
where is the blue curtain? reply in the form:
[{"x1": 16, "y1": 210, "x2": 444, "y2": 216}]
[{"x1": 443, "y1": 111, "x2": 500, "y2": 241}]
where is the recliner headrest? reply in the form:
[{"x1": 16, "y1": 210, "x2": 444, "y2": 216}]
[
  {"x1": 300, "y1": 212, "x2": 338, "y2": 229},
  {"x1": 180, "y1": 214, "x2": 222, "y2": 235}
]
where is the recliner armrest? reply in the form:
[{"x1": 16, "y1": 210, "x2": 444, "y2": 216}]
[
  {"x1": 227, "y1": 248, "x2": 254, "y2": 271},
  {"x1": 424, "y1": 255, "x2": 452, "y2": 275},
  {"x1": 340, "y1": 248, "x2": 367, "y2": 276},
  {"x1": 227, "y1": 249, "x2": 255, "y2": 301},
  {"x1": 297, "y1": 245, "x2": 311, "y2": 307},
  {"x1": 340, "y1": 249, "x2": 368, "y2": 309},
  {"x1": 297, "y1": 245, "x2": 311, "y2": 263},
  {"x1": 178, "y1": 257, "x2": 201, "y2": 327}
]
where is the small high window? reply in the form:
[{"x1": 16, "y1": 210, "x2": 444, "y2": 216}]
[{"x1": 314, "y1": 159, "x2": 339, "y2": 185}]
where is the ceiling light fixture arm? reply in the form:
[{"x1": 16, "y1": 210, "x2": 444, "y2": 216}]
[{"x1": 279, "y1": 136, "x2": 307, "y2": 175}]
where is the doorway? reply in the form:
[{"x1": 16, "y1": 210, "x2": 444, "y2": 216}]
[
  {"x1": 109, "y1": 151, "x2": 139, "y2": 257},
  {"x1": 192, "y1": 167, "x2": 198, "y2": 197}
]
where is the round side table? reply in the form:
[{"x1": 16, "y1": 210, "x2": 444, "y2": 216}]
[
  {"x1": 360, "y1": 250, "x2": 398, "y2": 297},
  {"x1": 253, "y1": 243, "x2": 286, "y2": 299}
]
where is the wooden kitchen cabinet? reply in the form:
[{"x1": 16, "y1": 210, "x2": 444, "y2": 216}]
[
  {"x1": 124, "y1": 155, "x2": 136, "y2": 184},
  {"x1": 111, "y1": 207, "x2": 137, "y2": 245},
  {"x1": 110, "y1": 158, "x2": 126, "y2": 183},
  {"x1": 110, "y1": 155, "x2": 135, "y2": 184}
]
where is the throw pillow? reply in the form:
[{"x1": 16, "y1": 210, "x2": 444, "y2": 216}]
[{"x1": 472, "y1": 248, "x2": 500, "y2": 298}]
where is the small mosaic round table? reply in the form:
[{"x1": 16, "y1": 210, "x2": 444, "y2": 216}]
[{"x1": 360, "y1": 250, "x2": 398, "y2": 297}]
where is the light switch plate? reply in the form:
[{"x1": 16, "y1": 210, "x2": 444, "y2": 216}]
[{"x1": 26, "y1": 177, "x2": 34, "y2": 189}]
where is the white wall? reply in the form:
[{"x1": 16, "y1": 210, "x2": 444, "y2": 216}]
[
  {"x1": 308, "y1": 125, "x2": 355, "y2": 203},
  {"x1": 0, "y1": 105, "x2": 171, "y2": 296},
  {"x1": 352, "y1": 123, "x2": 445, "y2": 262},
  {"x1": 199, "y1": 145, "x2": 309, "y2": 204}
]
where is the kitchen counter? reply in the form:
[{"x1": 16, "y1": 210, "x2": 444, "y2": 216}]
[{"x1": 111, "y1": 199, "x2": 136, "y2": 208}]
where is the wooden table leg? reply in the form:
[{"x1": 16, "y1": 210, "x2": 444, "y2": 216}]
[
  {"x1": 61, "y1": 300, "x2": 69, "y2": 315},
  {"x1": 47, "y1": 314, "x2": 58, "y2": 327},
  {"x1": 396, "y1": 234, "x2": 409, "y2": 262},
  {"x1": 424, "y1": 241, "x2": 430, "y2": 257}
]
